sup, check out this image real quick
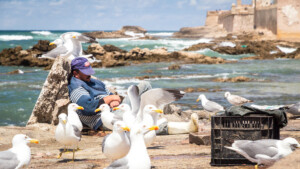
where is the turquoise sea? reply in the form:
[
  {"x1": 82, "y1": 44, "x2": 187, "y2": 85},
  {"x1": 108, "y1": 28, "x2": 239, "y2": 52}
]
[{"x1": 1, "y1": 30, "x2": 300, "y2": 126}]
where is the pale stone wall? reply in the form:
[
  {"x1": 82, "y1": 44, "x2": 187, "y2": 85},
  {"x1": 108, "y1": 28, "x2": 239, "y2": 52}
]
[
  {"x1": 257, "y1": 0, "x2": 272, "y2": 7},
  {"x1": 277, "y1": 0, "x2": 300, "y2": 39},
  {"x1": 255, "y1": 5, "x2": 277, "y2": 34},
  {"x1": 218, "y1": 12, "x2": 253, "y2": 33},
  {"x1": 205, "y1": 11, "x2": 220, "y2": 26},
  {"x1": 233, "y1": 14, "x2": 254, "y2": 32},
  {"x1": 218, "y1": 12, "x2": 234, "y2": 32}
]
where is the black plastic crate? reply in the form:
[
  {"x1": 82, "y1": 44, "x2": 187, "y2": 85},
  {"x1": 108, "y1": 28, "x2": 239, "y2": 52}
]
[{"x1": 210, "y1": 115, "x2": 280, "y2": 166}]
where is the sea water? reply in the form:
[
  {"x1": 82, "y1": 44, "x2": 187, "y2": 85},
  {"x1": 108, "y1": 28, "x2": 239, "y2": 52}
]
[{"x1": 0, "y1": 30, "x2": 300, "y2": 126}]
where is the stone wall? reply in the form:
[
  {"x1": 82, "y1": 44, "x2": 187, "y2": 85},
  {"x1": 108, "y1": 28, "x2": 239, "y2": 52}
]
[
  {"x1": 218, "y1": 12, "x2": 254, "y2": 33},
  {"x1": 205, "y1": 11, "x2": 219, "y2": 26},
  {"x1": 218, "y1": 12, "x2": 234, "y2": 32},
  {"x1": 255, "y1": 5, "x2": 277, "y2": 34},
  {"x1": 277, "y1": 0, "x2": 300, "y2": 40}
]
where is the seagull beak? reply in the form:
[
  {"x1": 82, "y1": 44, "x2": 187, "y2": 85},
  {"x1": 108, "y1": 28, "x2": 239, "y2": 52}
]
[
  {"x1": 63, "y1": 120, "x2": 67, "y2": 124},
  {"x1": 196, "y1": 98, "x2": 200, "y2": 102},
  {"x1": 121, "y1": 126, "x2": 130, "y2": 132},
  {"x1": 95, "y1": 108, "x2": 101, "y2": 113},
  {"x1": 77, "y1": 106, "x2": 84, "y2": 110},
  {"x1": 49, "y1": 42, "x2": 55, "y2": 45},
  {"x1": 149, "y1": 126, "x2": 159, "y2": 131},
  {"x1": 154, "y1": 109, "x2": 163, "y2": 114},
  {"x1": 30, "y1": 139, "x2": 39, "y2": 144},
  {"x1": 113, "y1": 107, "x2": 119, "y2": 111},
  {"x1": 72, "y1": 36, "x2": 76, "y2": 39}
]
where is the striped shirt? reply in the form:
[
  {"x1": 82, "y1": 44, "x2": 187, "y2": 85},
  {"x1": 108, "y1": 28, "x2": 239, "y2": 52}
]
[{"x1": 68, "y1": 76, "x2": 112, "y2": 130}]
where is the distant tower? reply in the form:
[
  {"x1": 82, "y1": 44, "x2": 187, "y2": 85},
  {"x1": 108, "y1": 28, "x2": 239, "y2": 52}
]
[{"x1": 237, "y1": 0, "x2": 242, "y2": 6}]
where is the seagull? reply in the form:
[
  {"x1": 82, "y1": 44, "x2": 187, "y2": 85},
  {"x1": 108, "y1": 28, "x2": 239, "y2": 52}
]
[
  {"x1": 39, "y1": 32, "x2": 97, "y2": 60},
  {"x1": 95, "y1": 104, "x2": 122, "y2": 130},
  {"x1": 55, "y1": 113, "x2": 81, "y2": 161},
  {"x1": 141, "y1": 105, "x2": 163, "y2": 146},
  {"x1": 102, "y1": 121, "x2": 130, "y2": 160},
  {"x1": 134, "y1": 88, "x2": 185, "y2": 122},
  {"x1": 112, "y1": 103, "x2": 135, "y2": 127},
  {"x1": 167, "y1": 113, "x2": 199, "y2": 135},
  {"x1": 225, "y1": 137, "x2": 300, "y2": 169},
  {"x1": 0, "y1": 134, "x2": 39, "y2": 169},
  {"x1": 284, "y1": 102, "x2": 300, "y2": 116},
  {"x1": 224, "y1": 91, "x2": 252, "y2": 106},
  {"x1": 39, "y1": 33, "x2": 74, "y2": 60},
  {"x1": 105, "y1": 124, "x2": 159, "y2": 169},
  {"x1": 196, "y1": 94, "x2": 225, "y2": 113},
  {"x1": 67, "y1": 103, "x2": 84, "y2": 131}
]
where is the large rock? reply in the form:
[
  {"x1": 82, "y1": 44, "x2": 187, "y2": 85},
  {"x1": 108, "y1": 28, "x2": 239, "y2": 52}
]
[
  {"x1": 120, "y1": 26, "x2": 147, "y2": 34},
  {"x1": 27, "y1": 56, "x2": 71, "y2": 126},
  {"x1": 173, "y1": 25, "x2": 227, "y2": 39}
]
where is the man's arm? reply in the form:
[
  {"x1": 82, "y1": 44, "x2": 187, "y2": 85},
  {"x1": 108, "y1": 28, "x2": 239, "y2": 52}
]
[
  {"x1": 69, "y1": 87, "x2": 101, "y2": 115},
  {"x1": 103, "y1": 95, "x2": 121, "y2": 108}
]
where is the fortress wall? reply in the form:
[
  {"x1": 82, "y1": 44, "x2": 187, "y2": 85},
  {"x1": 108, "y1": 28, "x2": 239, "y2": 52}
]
[
  {"x1": 277, "y1": 0, "x2": 300, "y2": 39},
  {"x1": 232, "y1": 14, "x2": 254, "y2": 32},
  {"x1": 255, "y1": 5, "x2": 277, "y2": 34},
  {"x1": 205, "y1": 11, "x2": 219, "y2": 26}
]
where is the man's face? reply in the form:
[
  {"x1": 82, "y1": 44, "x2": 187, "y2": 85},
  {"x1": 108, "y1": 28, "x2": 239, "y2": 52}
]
[{"x1": 74, "y1": 70, "x2": 91, "y2": 82}]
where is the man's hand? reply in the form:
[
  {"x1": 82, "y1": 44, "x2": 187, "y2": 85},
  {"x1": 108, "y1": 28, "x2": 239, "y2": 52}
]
[
  {"x1": 109, "y1": 100, "x2": 120, "y2": 108},
  {"x1": 103, "y1": 95, "x2": 121, "y2": 104}
]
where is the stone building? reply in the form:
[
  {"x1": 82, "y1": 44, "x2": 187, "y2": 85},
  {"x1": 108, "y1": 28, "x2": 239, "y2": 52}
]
[{"x1": 207, "y1": 0, "x2": 300, "y2": 40}]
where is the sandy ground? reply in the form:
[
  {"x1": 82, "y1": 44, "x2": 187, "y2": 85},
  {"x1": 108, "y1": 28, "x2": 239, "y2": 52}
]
[{"x1": 0, "y1": 118, "x2": 299, "y2": 169}]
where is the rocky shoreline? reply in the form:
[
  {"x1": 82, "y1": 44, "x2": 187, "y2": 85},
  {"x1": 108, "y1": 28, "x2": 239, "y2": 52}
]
[{"x1": 1, "y1": 30, "x2": 299, "y2": 71}]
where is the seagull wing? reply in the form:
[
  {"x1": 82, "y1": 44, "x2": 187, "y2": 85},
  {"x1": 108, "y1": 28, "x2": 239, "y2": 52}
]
[
  {"x1": 102, "y1": 134, "x2": 109, "y2": 153},
  {"x1": 127, "y1": 85, "x2": 140, "y2": 116},
  {"x1": 0, "y1": 150, "x2": 19, "y2": 169},
  {"x1": 204, "y1": 100, "x2": 224, "y2": 112},
  {"x1": 140, "y1": 88, "x2": 184, "y2": 111},
  {"x1": 72, "y1": 125, "x2": 82, "y2": 141},
  {"x1": 40, "y1": 46, "x2": 68, "y2": 59},
  {"x1": 235, "y1": 140, "x2": 279, "y2": 159}
]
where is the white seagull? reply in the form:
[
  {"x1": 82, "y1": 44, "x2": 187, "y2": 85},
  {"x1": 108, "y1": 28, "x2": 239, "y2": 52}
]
[
  {"x1": 55, "y1": 113, "x2": 81, "y2": 161},
  {"x1": 196, "y1": 94, "x2": 225, "y2": 113},
  {"x1": 105, "y1": 124, "x2": 159, "y2": 169},
  {"x1": 95, "y1": 104, "x2": 122, "y2": 130},
  {"x1": 112, "y1": 103, "x2": 135, "y2": 127},
  {"x1": 102, "y1": 121, "x2": 130, "y2": 160},
  {"x1": 67, "y1": 103, "x2": 84, "y2": 131},
  {"x1": 224, "y1": 91, "x2": 252, "y2": 106},
  {"x1": 225, "y1": 137, "x2": 300, "y2": 169},
  {"x1": 0, "y1": 134, "x2": 39, "y2": 169}
]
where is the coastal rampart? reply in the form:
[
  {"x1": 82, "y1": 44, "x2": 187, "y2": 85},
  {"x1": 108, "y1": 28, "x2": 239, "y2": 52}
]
[{"x1": 255, "y1": 5, "x2": 277, "y2": 34}]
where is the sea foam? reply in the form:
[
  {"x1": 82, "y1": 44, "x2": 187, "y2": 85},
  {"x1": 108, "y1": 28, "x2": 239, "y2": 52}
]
[
  {"x1": 31, "y1": 31, "x2": 52, "y2": 36},
  {"x1": 276, "y1": 45, "x2": 297, "y2": 54},
  {"x1": 0, "y1": 35, "x2": 33, "y2": 41},
  {"x1": 219, "y1": 41, "x2": 236, "y2": 47}
]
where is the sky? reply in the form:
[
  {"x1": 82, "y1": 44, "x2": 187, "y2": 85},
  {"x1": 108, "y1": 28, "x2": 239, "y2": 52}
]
[{"x1": 0, "y1": 0, "x2": 253, "y2": 31}]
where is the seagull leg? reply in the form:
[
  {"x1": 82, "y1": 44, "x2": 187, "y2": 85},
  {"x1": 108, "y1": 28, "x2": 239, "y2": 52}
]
[{"x1": 72, "y1": 148, "x2": 75, "y2": 162}]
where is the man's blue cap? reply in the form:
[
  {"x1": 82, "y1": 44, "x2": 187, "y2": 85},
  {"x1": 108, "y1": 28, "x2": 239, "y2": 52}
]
[{"x1": 71, "y1": 57, "x2": 95, "y2": 76}]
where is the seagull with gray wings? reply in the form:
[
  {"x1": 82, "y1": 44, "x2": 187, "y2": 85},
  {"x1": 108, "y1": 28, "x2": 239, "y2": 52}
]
[
  {"x1": 0, "y1": 134, "x2": 39, "y2": 169},
  {"x1": 225, "y1": 137, "x2": 300, "y2": 169}
]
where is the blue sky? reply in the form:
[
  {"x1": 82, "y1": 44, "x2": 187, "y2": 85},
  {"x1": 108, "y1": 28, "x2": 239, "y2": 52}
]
[{"x1": 0, "y1": 0, "x2": 252, "y2": 31}]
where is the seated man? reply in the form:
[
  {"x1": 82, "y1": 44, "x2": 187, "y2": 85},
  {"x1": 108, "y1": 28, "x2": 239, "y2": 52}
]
[{"x1": 68, "y1": 57, "x2": 151, "y2": 131}]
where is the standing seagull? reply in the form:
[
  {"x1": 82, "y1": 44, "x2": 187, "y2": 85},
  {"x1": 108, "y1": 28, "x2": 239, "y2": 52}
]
[
  {"x1": 55, "y1": 113, "x2": 81, "y2": 161},
  {"x1": 105, "y1": 125, "x2": 159, "y2": 169},
  {"x1": 67, "y1": 103, "x2": 84, "y2": 131},
  {"x1": 225, "y1": 137, "x2": 300, "y2": 169},
  {"x1": 95, "y1": 104, "x2": 122, "y2": 130},
  {"x1": 141, "y1": 105, "x2": 163, "y2": 146},
  {"x1": 224, "y1": 91, "x2": 252, "y2": 106},
  {"x1": 196, "y1": 94, "x2": 225, "y2": 113},
  {"x1": 102, "y1": 121, "x2": 130, "y2": 160},
  {"x1": 0, "y1": 134, "x2": 39, "y2": 169}
]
